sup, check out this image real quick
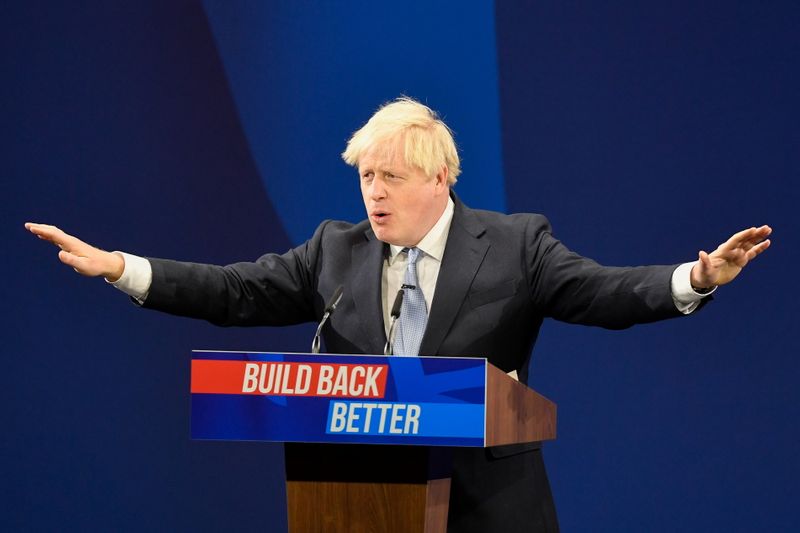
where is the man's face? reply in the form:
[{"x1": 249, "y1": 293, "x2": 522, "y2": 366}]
[{"x1": 358, "y1": 136, "x2": 449, "y2": 247}]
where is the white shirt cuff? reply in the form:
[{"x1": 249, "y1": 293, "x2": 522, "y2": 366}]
[
  {"x1": 106, "y1": 252, "x2": 152, "y2": 304},
  {"x1": 671, "y1": 261, "x2": 716, "y2": 314}
]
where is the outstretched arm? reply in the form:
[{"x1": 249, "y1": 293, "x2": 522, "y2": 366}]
[
  {"x1": 690, "y1": 225, "x2": 772, "y2": 289},
  {"x1": 25, "y1": 223, "x2": 125, "y2": 281},
  {"x1": 26, "y1": 220, "x2": 325, "y2": 327}
]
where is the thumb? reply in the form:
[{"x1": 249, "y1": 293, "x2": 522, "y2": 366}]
[
  {"x1": 693, "y1": 250, "x2": 714, "y2": 286},
  {"x1": 698, "y1": 250, "x2": 710, "y2": 270}
]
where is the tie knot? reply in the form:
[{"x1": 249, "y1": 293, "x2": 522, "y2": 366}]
[{"x1": 405, "y1": 247, "x2": 422, "y2": 265}]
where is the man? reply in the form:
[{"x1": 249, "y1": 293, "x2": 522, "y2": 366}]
[{"x1": 26, "y1": 97, "x2": 771, "y2": 532}]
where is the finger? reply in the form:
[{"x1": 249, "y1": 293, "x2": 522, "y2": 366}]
[
  {"x1": 26, "y1": 222, "x2": 59, "y2": 241},
  {"x1": 745, "y1": 238, "x2": 771, "y2": 260},
  {"x1": 741, "y1": 225, "x2": 772, "y2": 245},
  {"x1": 727, "y1": 225, "x2": 772, "y2": 247},
  {"x1": 58, "y1": 249, "x2": 83, "y2": 269},
  {"x1": 26, "y1": 223, "x2": 67, "y2": 244},
  {"x1": 723, "y1": 227, "x2": 759, "y2": 249},
  {"x1": 59, "y1": 250, "x2": 100, "y2": 275},
  {"x1": 26, "y1": 222, "x2": 60, "y2": 233},
  {"x1": 28, "y1": 224, "x2": 88, "y2": 254}
]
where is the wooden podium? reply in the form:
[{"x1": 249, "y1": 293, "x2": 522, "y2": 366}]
[
  {"x1": 190, "y1": 352, "x2": 556, "y2": 533},
  {"x1": 283, "y1": 365, "x2": 556, "y2": 532}
]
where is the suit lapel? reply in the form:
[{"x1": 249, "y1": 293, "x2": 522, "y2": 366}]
[
  {"x1": 419, "y1": 198, "x2": 489, "y2": 356},
  {"x1": 350, "y1": 228, "x2": 388, "y2": 355}
]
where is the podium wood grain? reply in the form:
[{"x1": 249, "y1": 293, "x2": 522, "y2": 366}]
[{"x1": 285, "y1": 444, "x2": 450, "y2": 532}]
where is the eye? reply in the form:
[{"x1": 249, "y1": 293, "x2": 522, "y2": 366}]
[{"x1": 361, "y1": 171, "x2": 374, "y2": 183}]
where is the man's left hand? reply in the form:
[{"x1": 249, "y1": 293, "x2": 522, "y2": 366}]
[{"x1": 690, "y1": 225, "x2": 772, "y2": 289}]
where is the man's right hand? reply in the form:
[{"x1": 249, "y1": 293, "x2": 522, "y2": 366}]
[{"x1": 25, "y1": 223, "x2": 125, "y2": 282}]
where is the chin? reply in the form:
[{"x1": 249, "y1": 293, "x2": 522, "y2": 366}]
[
  {"x1": 371, "y1": 226, "x2": 391, "y2": 243},
  {"x1": 374, "y1": 230, "x2": 405, "y2": 246}
]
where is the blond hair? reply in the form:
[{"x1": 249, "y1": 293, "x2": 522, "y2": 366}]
[{"x1": 341, "y1": 97, "x2": 460, "y2": 184}]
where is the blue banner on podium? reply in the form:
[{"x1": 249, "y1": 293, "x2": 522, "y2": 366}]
[{"x1": 191, "y1": 351, "x2": 487, "y2": 447}]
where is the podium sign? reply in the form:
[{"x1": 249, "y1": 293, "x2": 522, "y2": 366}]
[{"x1": 190, "y1": 351, "x2": 488, "y2": 447}]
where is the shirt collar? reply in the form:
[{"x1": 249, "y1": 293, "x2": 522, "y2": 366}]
[{"x1": 388, "y1": 197, "x2": 455, "y2": 264}]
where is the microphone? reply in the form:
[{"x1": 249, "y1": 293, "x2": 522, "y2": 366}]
[
  {"x1": 383, "y1": 289, "x2": 404, "y2": 356},
  {"x1": 311, "y1": 285, "x2": 344, "y2": 354}
]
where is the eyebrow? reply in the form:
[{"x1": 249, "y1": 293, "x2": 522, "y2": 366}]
[{"x1": 359, "y1": 164, "x2": 403, "y2": 176}]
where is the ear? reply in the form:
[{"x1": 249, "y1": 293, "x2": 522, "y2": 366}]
[{"x1": 433, "y1": 165, "x2": 449, "y2": 195}]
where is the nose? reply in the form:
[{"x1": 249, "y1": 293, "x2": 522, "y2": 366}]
[{"x1": 369, "y1": 176, "x2": 387, "y2": 200}]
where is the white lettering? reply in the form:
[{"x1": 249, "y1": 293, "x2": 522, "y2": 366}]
[
  {"x1": 258, "y1": 363, "x2": 277, "y2": 393},
  {"x1": 376, "y1": 403, "x2": 391, "y2": 433},
  {"x1": 242, "y1": 363, "x2": 259, "y2": 392},
  {"x1": 329, "y1": 402, "x2": 347, "y2": 432},
  {"x1": 404, "y1": 404, "x2": 420, "y2": 434},
  {"x1": 281, "y1": 363, "x2": 294, "y2": 394},
  {"x1": 349, "y1": 366, "x2": 365, "y2": 396},
  {"x1": 317, "y1": 365, "x2": 334, "y2": 394},
  {"x1": 295, "y1": 365, "x2": 311, "y2": 394},
  {"x1": 361, "y1": 402, "x2": 376, "y2": 432},
  {"x1": 389, "y1": 404, "x2": 405, "y2": 434},
  {"x1": 346, "y1": 402, "x2": 362, "y2": 433},
  {"x1": 273, "y1": 364, "x2": 285, "y2": 393},
  {"x1": 332, "y1": 366, "x2": 348, "y2": 396},
  {"x1": 327, "y1": 402, "x2": 422, "y2": 434},
  {"x1": 364, "y1": 366, "x2": 382, "y2": 397}
]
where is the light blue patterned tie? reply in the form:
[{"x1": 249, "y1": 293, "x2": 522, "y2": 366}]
[{"x1": 395, "y1": 247, "x2": 428, "y2": 356}]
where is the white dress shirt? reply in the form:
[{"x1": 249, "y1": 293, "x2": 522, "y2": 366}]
[{"x1": 381, "y1": 198, "x2": 455, "y2": 334}]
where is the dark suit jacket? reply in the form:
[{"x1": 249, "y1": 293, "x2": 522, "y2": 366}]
[{"x1": 143, "y1": 194, "x2": 688, "y2": 532}]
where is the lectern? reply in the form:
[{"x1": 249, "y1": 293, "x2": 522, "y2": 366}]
[{"x1": 191, "y1": 351, "x2": 556, "y2": 532}]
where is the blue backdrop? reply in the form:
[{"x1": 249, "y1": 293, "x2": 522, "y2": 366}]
[{"x1": 3, "y1": 1, "x2": 797, "y2": 531}]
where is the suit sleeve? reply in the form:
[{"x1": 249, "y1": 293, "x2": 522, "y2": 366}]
[
  {"x1": 524, "y1": 215, "x2": 687, "y2": 329},
  {"x1": 141, "y1": 221, "x2": 331, "y2": 327}
]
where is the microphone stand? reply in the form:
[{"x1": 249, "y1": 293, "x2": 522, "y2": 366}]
[
  {"x1": 311, "y1": 285, "x2": 344, "y2": 354},
  {"x1": 383, "y1": 289, "x2": 404, "y2": 356}
]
